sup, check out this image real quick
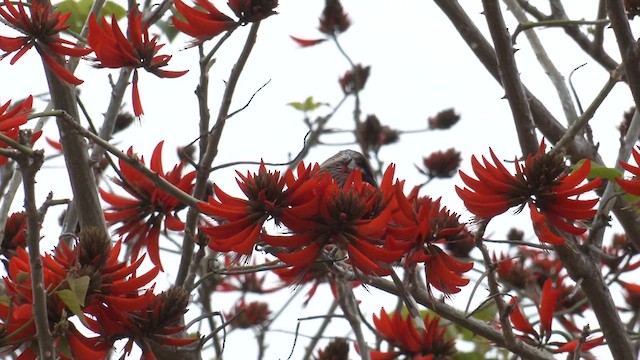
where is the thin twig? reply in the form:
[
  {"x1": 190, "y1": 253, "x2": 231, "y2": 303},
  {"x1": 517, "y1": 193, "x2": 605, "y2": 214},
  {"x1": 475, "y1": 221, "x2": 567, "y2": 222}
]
[
  {"x1": 17, "y1": 150, "x2": 54, "y2": 359},
  {"x1": 177, "y1": 22, "x2": 262, "y2": 289}
]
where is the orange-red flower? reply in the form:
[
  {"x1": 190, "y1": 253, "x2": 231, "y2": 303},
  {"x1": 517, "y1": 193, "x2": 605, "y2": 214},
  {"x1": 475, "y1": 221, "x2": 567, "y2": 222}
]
[
  {"x1": 225, "y1": 299, "x2": 271, "y2": 329},
  {"x1": 100, "y1": 142, "x2": 196, "y2": 270},
  {"x1": 171, "y1": 0, "x2": 236, "y2": 43},
  {"x1": 0, "y1": 95, "x2": 41, "y2": 165},
  {"x1": 228, "y1": 0, "x2": 278, "y2": 23},
  {"x1": 1, "y1": 211, "x2": 26, "y2": 255},
  {"x1": 87, "y1": 10, "x2": 188, "y2": 116},
  {"x1": 198, "y1": 161, "x2": 321, "y2": 256},
  {"x1": 0, "y1": 0, "x2": 90, "y2": 85},
  {"x1": 290, "y1": 0, "x2": 349, "y2": 47},
  {"x1": 456, "y1": 141, "x2": 601, "y2": 244},
  {"x1": 418, "y1": 148, "x2": 462, "y2": 179},
  {"x1": 616, "y1": 146, "x2": 640, "y2": 196},
  {"x1": 391, "y1": 191, "x2": 473, "y2": 294},
  {"x1": 368, "y1": 308, "x2": 456, "y2": 360},
  {"x1": 508, "y1": 279, "x2": 563, "y2": 344},
  {"x1": 262, "y1": 166, "x2": 404, "y2": 276}
]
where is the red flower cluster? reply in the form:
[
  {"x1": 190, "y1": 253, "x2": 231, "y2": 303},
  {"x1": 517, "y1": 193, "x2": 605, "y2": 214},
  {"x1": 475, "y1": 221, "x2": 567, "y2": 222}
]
[
  {"x1": 199, "y1": 159, "x2": 473, "y2": 294},
  {"x1": 0, "y1": 0, "x2": 91, "y2": 85},
  {"x1": 100, "y1": 141, "x2": 196, "y2": 270},
  {"x1": 1, "y1": 212, "x2": 27, "y2": 256},
  {"x1": 391, "y1": 192, "x2": 474, "y2": 294},
  {"x1": 457, "y1": 141, "x2": 601, "y2": 244},
  {"x1": 0, "y1": 228, "x2": 195, "y2": 359},
  {"x1": 616, "y1": 146, "x2": 640, "y2": 195},
  {"x1": 172, "y1": 0, "x2": 236, "y2": 43},
  {"x1": 172, "y1": 0, "x2": 278, "y2": 43},
  {"x1": 0, "y1": 96, "x2": 41, "y2": 165},
  {"x1": 290, "y1": 0, "x2": 350, "y2": 47},
  {"x1": 509, "y1": 278, "x2": 603, "y2": 353},
  {"x1": 225, "y1": 299, "x2": 271, "y2": 329},
  {"x1": 368, "y1": 308, "x2": 456, "y2": 359},
  {"x1": 87, "y1": 10, "x2": 188, "y2": 116}
]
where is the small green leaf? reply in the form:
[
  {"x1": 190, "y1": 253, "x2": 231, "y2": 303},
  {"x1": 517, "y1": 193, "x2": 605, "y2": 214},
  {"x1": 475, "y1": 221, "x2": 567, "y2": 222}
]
[
  {"x1": 56, "y1": 276, "x2": 90, "y2": 325},
  {"x1": 0, "y1": 295, "x2": 9, "y2": 307},
  {"x1": 56, "y1": 289, "x2": 83, "y2": 318},
  {"x1": 57, "y1": 335, "x2": 73, "y2": 359},
  {"x1": 55, "y1": 0, "x2": 82, "y2": 33},
  {"x1": 67, "y1": 276, "x2": 90, "y2": 307},
  {"x1": 456, "y1": 304, "x2": 497, "y2": 341},
  {"x1": 287, "y1": 96, "x2": 328, "y2": 112},
  {"x1": 156, "y1": 18, "x2": 181, "y2": 42},
  {"x1": 55, "y1": 0, "x2": 126, "y2": 33},
  {"x1": 102, "y1": 1, "x2": 127, "y2": 20}
]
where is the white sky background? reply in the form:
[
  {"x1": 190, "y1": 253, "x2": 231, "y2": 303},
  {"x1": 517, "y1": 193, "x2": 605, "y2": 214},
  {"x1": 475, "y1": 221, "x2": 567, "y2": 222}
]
[{"x1": 0, "y1": 0, "x2": 638, "y2": 358}]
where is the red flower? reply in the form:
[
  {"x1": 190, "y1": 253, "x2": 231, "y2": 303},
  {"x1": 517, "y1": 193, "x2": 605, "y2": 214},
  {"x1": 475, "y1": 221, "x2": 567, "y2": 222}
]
[
  {"x1": 391, "y1": 192, "x2": 473, "y2": 294},
  {"x1": 198, "y1": 161, "x2": 321, "y2": 256},
  {"x1": 508, "y1": 279, "x2": 562, "y2": 344},
  {"x1": 262, "y1": 166, "x2": 404, "y2": 276},
  {"x1": 290, "y1": 0, "x2": 349, "y2": 48},
  {"x1": 0, "y1": 95, "x2": 40, "y2": 165},
  {"x1": 318, "y1": 0, "x2": 350, "y2": 35},
  {"x1": 225, "y1": 299, "x2": 271, "y2": 329},
  {"x1": 100, "y1": 142, "x2": 196, "y2": 270},
  {"x1": 290, "y1": 36, "x2": 326, "y2": 47},
  {"x1": 554, "y1": 336, "x2": 604, "y2": 354},
  {"x1": 0, "y1": 0, "x2": 90, "y2": 84},
  {"x1": 228, "y1": 0, "x2": 278, "y2": 23},
  {"x1": 1, "y1": 211, "x2": 27, "y2": 255},
  {"x1": 621, "y1": 281, "x2": 640, "y2": 310},
  {"x1": 87, "y1": 10, "x2": 188, "y2": 116},
  {"x1": 369, "y1": 308, "x2": 456, "y2": 359},
  {"x1": 418, "y1": 148, "x2": 461, "y2": 179},
  {"x1": 85, "y1": 287, "x2": 197, "y2": 359},
  {"x1": 338, "y1": 64, "x2": 370, "y2": 95},
  {"x1": 615, "y1": 146, "x2": 640, "y2": 195},
  {"x1": 171, "y1": 0, "x2": 236, "y2": 43},
  {"x1": 456, "y1": 140, "x2": 602, "y2": 244}
]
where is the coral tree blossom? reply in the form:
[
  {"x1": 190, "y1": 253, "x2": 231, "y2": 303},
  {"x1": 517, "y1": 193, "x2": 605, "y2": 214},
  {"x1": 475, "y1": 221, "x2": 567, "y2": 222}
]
[
  {"x1": 199, "y1": 161, "x2": 322, "y2": 256},
  {"x1": 0, "y1": 95, "x2": 41, "y2": 165},
  {"x1": 100, "y1": 141, "x2": 196, "y2": 270},
  {"x1": 88, "y1": 9, "x2": 188, "y2": 116},
  {"x1": 616, "y1": 146, "x2": 640, "y2": 196},
  {"x1": 0, "y1": 0, "x2": 91, "y2": 85},
  {"x1": 368, "y1": 308, "x2": 456, "y2": 359},
  {"x1": 261, "y1": 166, "x2": 404, "y2": 276},
  {"x1": 456, "y1": 140, "x2": 601, "y2": 244},
  {"x1": 172, "y1": 0, "x2": 236, "y2": 43},
  {"x1": 391, "y1": 190, "x2": 474, "y2": 294}
]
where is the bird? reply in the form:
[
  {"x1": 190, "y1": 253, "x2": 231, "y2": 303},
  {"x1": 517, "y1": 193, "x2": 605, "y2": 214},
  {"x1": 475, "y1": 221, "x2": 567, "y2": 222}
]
[{"x1": 319, "y1": 149, "x2": 377, "y2": 187}]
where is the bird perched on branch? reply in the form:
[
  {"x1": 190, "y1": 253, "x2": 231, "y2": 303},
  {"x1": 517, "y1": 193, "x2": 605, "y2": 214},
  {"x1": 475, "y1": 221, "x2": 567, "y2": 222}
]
[{"x1": 319, "y1": 149, "x2": 377, "y2": 187}]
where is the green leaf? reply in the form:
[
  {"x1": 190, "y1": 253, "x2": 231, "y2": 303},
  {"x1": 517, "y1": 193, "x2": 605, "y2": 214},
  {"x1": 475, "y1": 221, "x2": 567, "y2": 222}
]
[
  {"x1": 571, "y1": 159, "x2": 622, "y2": 180},
  {"x1": 102, "y1": 1, "x2": 127, "y2": 20},
  {"x1": 56, "y1": 289, "x2": 83, "y2": 318},
  {"x1": 457, "y1": 304, "x2": 497, "y2": 341},
  {"x1": 56, "y1": 276, "x2": 90, "y2": 324},
  {"x1": 0, "y1": 295, "x2": 9, "y2": 307},
  {"x1": 156, "y1": 18, "x2": 181, "y2": 43},
  {"x1": 68, "y1": 276, "x2": 90, "y2": 307},
  {"x1": 55, "y1": 0, "x2": 82, "y2": 33},
  {"x1": 55, "y1": 0, "x2": 126, "y2": 34},
  {"x1": 287, "y1": 96, "x2": 328, "y2": 112},
  {"x1": 57, "y1": 335, "x2": 73, "y2": 359}
]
